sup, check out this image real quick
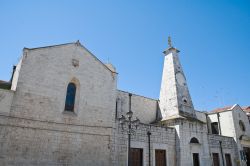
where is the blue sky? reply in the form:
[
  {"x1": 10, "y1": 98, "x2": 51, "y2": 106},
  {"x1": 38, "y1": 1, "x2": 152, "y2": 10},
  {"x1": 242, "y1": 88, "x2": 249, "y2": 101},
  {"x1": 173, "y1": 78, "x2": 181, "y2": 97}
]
[{"x1": 0, "y1": 0, "x2": 249, "y2": 111}]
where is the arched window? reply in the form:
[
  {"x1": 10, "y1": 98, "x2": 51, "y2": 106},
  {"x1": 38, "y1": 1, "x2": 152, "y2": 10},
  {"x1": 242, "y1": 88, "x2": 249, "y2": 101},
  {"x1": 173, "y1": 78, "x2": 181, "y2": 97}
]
[
  {"x1": 190, "y1": 137, "x2": 199, "y2": 143},
  {"x1": 64, "y1": 83, "x2": 76, "y2": 111}
]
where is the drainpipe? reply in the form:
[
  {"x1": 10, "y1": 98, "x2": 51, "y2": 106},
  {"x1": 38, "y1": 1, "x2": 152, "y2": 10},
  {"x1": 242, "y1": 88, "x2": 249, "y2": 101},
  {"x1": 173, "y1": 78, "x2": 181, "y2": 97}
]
[
  {"x1": 147, "y1": 131, "x2": 151, "y2": 166},
  {"x1": 217, "y1": 113, "x2": 222, "y2": 135},
  {"x1": 219, "y1": 141, "x2": 225, "y2": 166}
]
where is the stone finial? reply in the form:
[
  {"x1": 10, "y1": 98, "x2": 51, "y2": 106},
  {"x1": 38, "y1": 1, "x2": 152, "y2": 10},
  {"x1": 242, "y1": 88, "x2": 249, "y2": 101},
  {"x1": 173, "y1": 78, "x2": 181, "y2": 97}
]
[
  {"x1": 168, "y1": 36, "x2": 172, "y2": 48},
  {"x1": 23, "y1": 47, "x2": 29, "y2": 57},
  {"x1": 76, "y1": 40, "x2": 81, "y2": 46},
  {"x1": 163, "y1": 36, "x2": 180, "y2": 55},
  {"x1": 105, "y1": 63, "x2": 116, "y2": 73}
]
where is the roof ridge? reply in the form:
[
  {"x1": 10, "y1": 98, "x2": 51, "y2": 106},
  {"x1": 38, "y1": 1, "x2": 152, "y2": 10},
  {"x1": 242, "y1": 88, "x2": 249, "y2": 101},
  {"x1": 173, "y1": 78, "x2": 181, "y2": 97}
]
[
  {"x1": 117, "y1": 89, "x2": 158, "y2": 101},
  {"x1": 24, "y1": 42, "x2": 75, "y2": 50},
  {"x1": 23, "y1": 41, "x2": 118, "y2": 74}
]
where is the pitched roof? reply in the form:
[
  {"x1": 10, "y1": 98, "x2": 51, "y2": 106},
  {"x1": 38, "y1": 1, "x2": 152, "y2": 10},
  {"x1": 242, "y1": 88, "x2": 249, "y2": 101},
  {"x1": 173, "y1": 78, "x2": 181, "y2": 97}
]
[
  {"x1": 0, "y1": 80, "x2": 11, "y2": 90},
  {"x1": 243, "y1": 106, "x2": 250, "y2": 113},
  {"x1": 24, "y1": 42, "x2": 75, "y2": 50},
  {"x1": 24, "y1": 40, "x2": 117, "y2": 74},
  {"x1": 210, "y1": 105, "x2": 250, "y2": 114},
  {"x1": 210, "y1": 106, "x2": 232, "y2": 113}
]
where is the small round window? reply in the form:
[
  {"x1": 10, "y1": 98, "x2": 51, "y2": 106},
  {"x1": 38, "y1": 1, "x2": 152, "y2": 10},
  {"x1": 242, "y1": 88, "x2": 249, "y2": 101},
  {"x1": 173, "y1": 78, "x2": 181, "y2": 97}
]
[{"x1": 239, "y1": 120, "x2": 245, "y2": 132}]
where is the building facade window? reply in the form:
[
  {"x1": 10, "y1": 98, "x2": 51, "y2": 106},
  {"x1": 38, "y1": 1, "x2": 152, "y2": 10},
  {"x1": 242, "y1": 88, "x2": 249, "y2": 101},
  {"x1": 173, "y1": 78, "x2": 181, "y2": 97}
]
[
  {"x1": 211, "y1": 122, "x2": 219, "y2": 134},
  {"x1": 212, "y1": 153, "x2": 220, "y2": 166},
  {"x1": 64, "y1": 82, "x2": 76, "y2": 111},
  {"x1": 130, "y1": 148, "x2": 143, "y2": 166},
  {"x1": 190, "y1": 137, "x2": 199, "y2": 144},
  {"x1": 193, "y1": 153, "x2": 200, "y2": 166},
  {"x1": 239, "y1": 120, "x2": 245, "y2": 132},
  {"x1": 155, "y1": 149, "x2": 166, "y2": 166},
  {"x1": 225, "y1": 154, "x2": 232, "y2": 166}
]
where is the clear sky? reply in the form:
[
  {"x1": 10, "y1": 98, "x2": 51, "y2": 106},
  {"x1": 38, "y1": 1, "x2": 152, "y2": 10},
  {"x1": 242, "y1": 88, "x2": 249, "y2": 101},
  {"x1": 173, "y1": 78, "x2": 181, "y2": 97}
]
[{"x1": 0, "y1": 0, "x2": 249, "y2": 111}]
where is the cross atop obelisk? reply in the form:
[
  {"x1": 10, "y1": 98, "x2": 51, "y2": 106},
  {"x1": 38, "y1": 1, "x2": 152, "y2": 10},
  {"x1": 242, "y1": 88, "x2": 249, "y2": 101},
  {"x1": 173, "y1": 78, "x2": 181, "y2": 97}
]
[{"x1": 168, "y1": 36, "x2": 172, "y2": 48}]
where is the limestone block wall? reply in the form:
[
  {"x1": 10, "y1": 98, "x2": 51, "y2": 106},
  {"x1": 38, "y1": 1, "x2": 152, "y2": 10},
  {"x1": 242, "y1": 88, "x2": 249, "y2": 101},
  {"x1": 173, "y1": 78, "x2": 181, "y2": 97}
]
[
  {"x1": 113, "y1": 122, "x2": 176, "y2": 166},
  {"x1": 208, "y1": 134, "x2": 238, "y2": 166},
  {"x1": 0, "y1": 43, "x2": 117, "y2": 165},
  {"x1": 195, "y1": 111, "x2": 207, "y2": 123},
  {"x1": 207, "y1": 108, "x2": 248, "y2": 166},
  {"x1": 232, "y1": 108, "x2": 250, "y2": 140},
  {"x1": 0, "y1": 114, "x2": 112, "y2": 166},
  {"x1": 10, "y1": 43, "x2": 117, "y2": 127},
  {"x1": 116, "y1": 90, "x2": 158, "y2": 124},
  {"x1": 0, "y1": 89, "x2": 14, "y2": 114},
  {"x1": 168, "y1": 119, "x2": 210, "y2": 166}
]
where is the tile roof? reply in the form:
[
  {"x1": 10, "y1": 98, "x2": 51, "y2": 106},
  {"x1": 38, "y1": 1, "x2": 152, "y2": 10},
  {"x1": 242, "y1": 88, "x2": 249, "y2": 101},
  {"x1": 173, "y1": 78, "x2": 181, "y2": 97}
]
[
  {"x1": 210, "y1": 106, "x2": 232, "y2": 113},
  {"x1": 243, "y1": 106, "x2": 250, "y2": 113},
  {"x1": 210, "y1": 105, "x2": 250, "y2": 114}
]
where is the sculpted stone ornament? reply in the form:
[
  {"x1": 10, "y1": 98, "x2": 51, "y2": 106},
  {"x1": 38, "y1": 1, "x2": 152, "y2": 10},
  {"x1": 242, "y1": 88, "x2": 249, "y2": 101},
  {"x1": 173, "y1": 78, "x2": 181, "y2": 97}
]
[
  {"x1": 75, "y1": 40, "x2": 81, "y2": 46},
  {"x1": 72, "y1": 59, "x2": 79, "y2": 67}
]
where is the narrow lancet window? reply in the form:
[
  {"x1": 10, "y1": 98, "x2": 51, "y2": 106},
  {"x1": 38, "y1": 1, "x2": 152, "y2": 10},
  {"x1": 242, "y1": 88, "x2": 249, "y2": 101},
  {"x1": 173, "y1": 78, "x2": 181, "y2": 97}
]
[{"x1": 64, "y1": 83, "x2": 76, "y2": 111}]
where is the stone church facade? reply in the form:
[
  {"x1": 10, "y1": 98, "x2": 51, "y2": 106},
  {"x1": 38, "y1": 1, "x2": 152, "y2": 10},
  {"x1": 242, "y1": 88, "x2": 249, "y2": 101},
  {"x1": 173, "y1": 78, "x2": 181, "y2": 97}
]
[{"x1": 0, "y1": 40, "x2": 249, "y2": 166}]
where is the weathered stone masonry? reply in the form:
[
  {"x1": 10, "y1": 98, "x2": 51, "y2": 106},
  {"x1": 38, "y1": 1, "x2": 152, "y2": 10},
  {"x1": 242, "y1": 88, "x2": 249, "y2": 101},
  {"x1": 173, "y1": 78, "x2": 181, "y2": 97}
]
[{"x1": 0, "y1": 40, "x2": 249, "y2": 166}]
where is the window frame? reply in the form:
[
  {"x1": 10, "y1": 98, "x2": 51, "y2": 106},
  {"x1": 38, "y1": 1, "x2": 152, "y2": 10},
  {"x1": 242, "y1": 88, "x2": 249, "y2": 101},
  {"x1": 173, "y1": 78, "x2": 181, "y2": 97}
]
[
  {"x1": 64, "y1": 82, "x2": 77, "y2": 112},
  {"x1": 211, "y1": 122, "x2": 219, "y2": 134},
  {"x1": 63, "y1": 78, "x2": 80, "y2": 115}
]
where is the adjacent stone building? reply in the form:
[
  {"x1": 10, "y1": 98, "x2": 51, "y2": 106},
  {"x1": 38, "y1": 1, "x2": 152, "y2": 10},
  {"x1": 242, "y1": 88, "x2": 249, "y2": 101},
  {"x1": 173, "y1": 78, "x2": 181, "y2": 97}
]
[{"x1": 0, "y1": 40, "x2": 249, "y2": 166}]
